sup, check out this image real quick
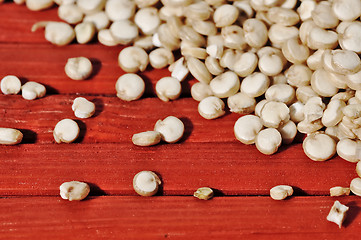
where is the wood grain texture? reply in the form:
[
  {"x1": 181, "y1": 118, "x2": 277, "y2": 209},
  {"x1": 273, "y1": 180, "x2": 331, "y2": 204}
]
[
  {"x1": 0, "y1": 2, "x2": 196, "y2": 95},
  {"x1": 0, "y1": 95, "x2": 356, "y2": 196},
  {"x1": 0, "y1": 142, "x2": 357, "y2": 196},
  {"x1": 1, "y1": 2, "x2": 361, "y2": 239},
  {"x1": 1, "y1": 196, "x2": 360, "y2": 240},
  {"x1": 0, "y1": 43, "x2": 195, "y2": 95},
  {"x1": 0, "y1": 3, "x2": 60, "y2": 44},
  {"x1": 0, "y1": 95, "x2": 237, "y2": 143}
]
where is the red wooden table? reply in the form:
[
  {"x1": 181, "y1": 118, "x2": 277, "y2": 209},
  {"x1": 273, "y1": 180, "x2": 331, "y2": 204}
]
[{"x1": 0, "y1": 2, "x2": 360, "y2": 239}]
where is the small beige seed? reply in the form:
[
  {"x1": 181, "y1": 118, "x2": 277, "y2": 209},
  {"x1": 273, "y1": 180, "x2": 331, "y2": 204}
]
[
  {"x1": 258, "y1": 52, "x2": 284, "y2": 77},
  {"x1": 220, "y1": 49, "x2": 242, "y2": 71},
  {"x1": 65, "y1": 57, "x2": 93, "y2": 81},
  {"x1": 157, "y1": 24, "x2": 180, "y2": 51},
  {"x1": 241, "y1": 72, "x2": 270, "y2": 98},
  {"x1": 72, "y1": 97, "x2": 95, "y2": 119},
  {"x1": 53, "y1": 119, "x2": 80, "y2": 144},
  {"x1": 234, "y1": 115, "x2": 263, "y2": 145},
  {"x1": 77, "y1": 0, "x2": 106, "y2": 15},
  {"x1": 169, "y1": 57, "x2": 189, "y2": 82},
  {"x1": 260, "y1": 101, "x2": 290, "y2": 128},
  {"x1": 296, "y1": 86, "x2": 318, "y2": 104},
  {"x1": 268, "y1": 24, "x2": 299, "y2": 46},
  {"x1": 75, "y1": 22, "x2": 96, "y2": 44},
  {"x1": 270, "y1": 185, "x2": 293, "y2": 200},
  {"x1": 134, "y1": 0, "x2": 158, "y2": 8},
  {"x1": 110, "y1": 20, "x2": 138, "y2": 45},
  {"x1": 58, "y1": 3, "x2": 83, "y2": 24},
  {"x1": 330, "y1": 187, "x2": 350, "y2": 197},
  {"x1": 184, "y1": 1, "x2": 212, "y2": 21},
  {"x1": 1, "y1": 75, "x2": 21, "y2": 95},
  {"x1": 213, "y1": 4, "x2": 239, "y2": 27},
  {"x1": 149, "y1": 48, "x2": 174, "y2": 69},
  {"x1": 303, "y1": 96, "x2": 326, "y2": 123},
  {"x1": 21, "y1": 81, "x2": 46, "y2": 100},
  {"x1": 339, "y1": 22, "x2": 361, "y2": 54},
  {"x1": 357, "y1": 161, "x2": 361, "y2": 178},
  {"x1": 59, "y1": 181, "x2": 90, "y2": 201},
  {"x1": 297, "y1": 0, "x2": 316, "y2": 21},
  {"x1": 277, "y1": 120, "x2": 297, "y2": 145},
  {"x1": 285, "y1": 64, "x2": 312, "y2": 87},
  {"x1": 209, "y1": 71, "x2": 240, "y2": 99},
  {"x1": 32, "y1": 21, "x2": 75, "y2": 46},
  {"x1": 221, "y1": 25, "x2": 246, "y2": 50},
  {"x1": 83, "y1": 11, "x2": 110, "y2": 31},
  {"x1": 331, "y1": 50, "x2": 361, "y2": 75},
  {"x1": 312, "y1": 1, "x2": 339, "y2": 29},
  {"x1": 227, "y1": 92, "x2": 256, "y2": 114},
  {"x1": 98, "y1": 29, "x2": 118, "y2": 47},
  {"x1": 155, "y1": 77, "x2": 182, "y2": 102},
  {"x1": 205, "y1": 56, "x2": 224, "y2": 76},
  {"x1": 307, "y1": 27, "x2": 338, "y2": 50},
  {"x1": 198, "y1": 96, "x2": 225, "y2": 120},
  {"x1": 26, "y1": 0, "x2": 54, "y2": 11},
  {"x1": 332, "y1": 0, "x2": 361, "y2": 22},
  {"x1": 303, "y1": 133, "x2": 336, "y2": 161},
  {"x1": 327, "y1": 200, "x2": 349, "y2": 228},
  {"x1": 134, "y1": 7, "x2": 160, "y2": 35},
  {"x1": 243, "y1": 18, "x2": 268, "y2": 48},
  {"x1": 14, "y1": 0, "x2": 26, "y2": 4},
  {"x1": 336, "y1": 138, "x2": 360, "y2": 163},
  {"x1": 267, "y1": 7, "x2": 299, "y2": 26},
  {"x1": 186, "y1": 57, "x2": 212, "y2": 84},
  {"x1": 233, "y1": 52, "x2": 258, "y2": 77},
  {"x1": 297, "y1": 119, "x2": 323, "y2": 134},
  {"x1": 132, "y1": 131, "x2": 161, "y2": 147},
  {"x1": 133, "y1": 171, "x2": 161, "y2": 196},
  {"x1": 191, "y1": 82, "x2": 213, "y2": 102},
  {"x1": 289, "y1": 101, "x2": 305, "y2": 123},
  {"x1": 255, "y1": 128, "x2": 282, "y2": 155},
  {"x1": 115, "y1": 73, "x2": 145, "y2": 101},
  {"x1": 282, "y1": 37, "x2": 310, "y2": 64},
  {"x1": 321, "y1": 100, "x2": 345, "y2": 127},
  {"x1": 105, "y1": 0, "x2": 136, "y2": 21},
  {"x1": 350, "y1": 177, "x2": 361, "y2": 197},
  {"x1": 193, "y1": 187, "x2": 214, "y2": 200},
  {"x1": 307, "y1": 49, "x2": 324, "y2": 70},
  {"x1": 0, "y1": 128, "x2": 23, "y2": 145},
  {"x1": 179, "y1": 25, "x2": 205, "y2": 47},
  {"x1": 118, "y1": 46, "x2": 149, "y2": 73},
  {"x1": 133, "y1": 36, "x2": 154, "y2": 51},
  {"x1": 265, "y1": 84, "x2": 295, "y2": 105},
  {"x1": 255, "y1": 99, "x2": 268, "y2": 117},
  {"x1": 311, "y1": 69, "x2": 338, "y2": 97},
  {"x1": 154, "y1": 116, "x2": 184, "y2": 143}
]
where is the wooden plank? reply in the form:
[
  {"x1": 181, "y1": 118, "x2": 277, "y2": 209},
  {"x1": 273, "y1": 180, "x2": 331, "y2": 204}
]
[
  {"x1": 0, "y1": 96, "x2": 242, "y2": 144},
  {"x1": 0, "y1": 3, "x2": 196, "y2": 95},
  {"x1": 0, "y1": 3, "x2": 60, "y2": 44},
  {"x1": 0, "y1": 196, "x2": 360, "y2": 239},
  {"x1": 0, "y1": 142, "x2": 357, "y2": 196},
  {"x1": 0, "y1": 43, "x2": 193, "y2": 95}
]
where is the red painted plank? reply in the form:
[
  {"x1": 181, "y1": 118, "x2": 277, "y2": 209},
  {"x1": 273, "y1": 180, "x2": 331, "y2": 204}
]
[
  {"x1": 0, "y1": 96, "x2": 240, "y2": 144},
  {"x1": 0, "y1": 3, "x2": 196, "y2": 95},
  {"x1": 0, "y1": 196, "x2": 360, "y2": 239},
  {"x1": 0, "y1": 3, "x2": 60, "y2": 44},
  {"x1": 0, "y1": 142, "x2": 357, "y2": 196},
  {"x1": 0, "y1": 43, "x2": 193, "y2": 95}
]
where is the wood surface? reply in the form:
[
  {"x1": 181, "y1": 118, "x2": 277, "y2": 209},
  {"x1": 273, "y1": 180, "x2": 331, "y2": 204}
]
[{"x1": 0, "y1": 2, "x2": 361, "y2": 239}]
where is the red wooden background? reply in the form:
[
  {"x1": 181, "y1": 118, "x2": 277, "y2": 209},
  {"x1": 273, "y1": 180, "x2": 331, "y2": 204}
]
[{"x1": 0, "y1": 2, "x2": 360, "y2": 239}]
